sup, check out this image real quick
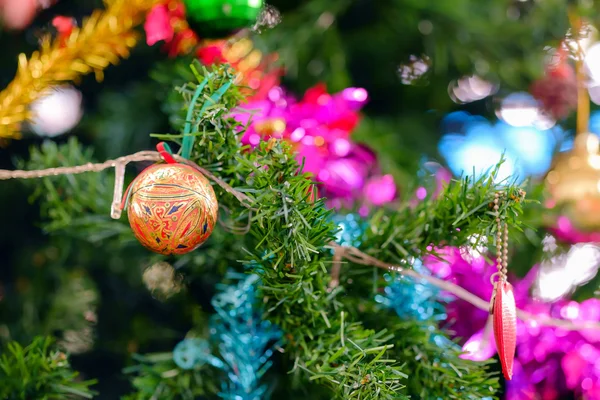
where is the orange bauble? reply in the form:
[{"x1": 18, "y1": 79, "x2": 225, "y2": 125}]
[{"x1": 126, "y1": 163, "x2": 218, "y2": 255}]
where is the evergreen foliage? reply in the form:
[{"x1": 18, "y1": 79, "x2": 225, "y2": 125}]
[
  {"x1": 123, "y1": 64, "x2": 524, "y2": 399},
  {"x1": 0, "y1": 336, "x2": 96, "y2": 399}
]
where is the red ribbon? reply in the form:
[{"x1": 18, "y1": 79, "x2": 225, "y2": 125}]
[{"x1": 157, "y1": 142, "x2": 177, "y2": 164}]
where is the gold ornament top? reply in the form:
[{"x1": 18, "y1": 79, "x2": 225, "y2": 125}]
[
  {"x1": 546, "y1": 133, "x2": 600, "y2": 202},
  {"x1": 0, "y1": 0, "x2": 160, "y2": 141},
  {"x1": 545, "y1": 133, "x2": 600, "y2": 231}
]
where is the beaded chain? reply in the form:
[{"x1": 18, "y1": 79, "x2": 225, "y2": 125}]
[
  {"x1": 494, "y1": 191, "x2": 509, "y2": 281},
  {"x1": 490, "y1": 191, "x2": 509, "y2": 313}
]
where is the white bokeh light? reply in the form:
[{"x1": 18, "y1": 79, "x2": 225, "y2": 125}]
[
  {"x1": 589, "y1": 85, "x2": 600, "y2": 105},
  {"x1": 496, "y1": 92, "x2": 555, "y2": 129},
  {"x1": 460, "y1": 234, "x2": 489, "y2": 262},
  {"x1": 535, "y1": 243, "x2": 600, "y2": 302},
  {"x1": 30, "y1": 86, "x2": 83, "y2": 137},
  {"x1": 449, "y1": 76, "x2": 497, "y2": 104},
  {"x1": 452, "y1": 142, "x2": 517, "y2": 183},
  {"x1": 585, "y1": 43, "x2": 600, "y2": 85},
  {"x1": 398, "y1": 55, "x2": 430, "y2": 85}
]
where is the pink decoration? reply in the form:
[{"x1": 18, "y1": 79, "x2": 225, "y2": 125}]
[
  {"x1": 0, "y1": 0, "x2": 39, "y2": 30},
  {"x1": 143, "y1": 1, "x2": 198, "y2": 57},
  {"x1": 425, "y1": 247, "x2": 600, "y2": 399},
  {"x1": 144, "y1": 5, "x2": 174, "y2": 46},
  {"x1": 461, "y1": 328, "x2": 496, "y2": 361},
  {"x1": 551, "y1": 216, "x2": 600, "y2": 244},
  {"x1": 364, "y1": 175, "x2": 397, "y2": 206},
  {"x1": 197, "y1": 45, "x2": 225, "y2": 65},
  {"x1": 232, "y1": 84, "x2": 398, "y2": 208}
]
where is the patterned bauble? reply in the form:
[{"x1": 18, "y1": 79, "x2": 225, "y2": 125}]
[
  {"x1": 183, "y1": 0, "x2": 263, "y2": 38},
  {"x1": 126, "y1": 164, "x2": 218, "y2": 255}
]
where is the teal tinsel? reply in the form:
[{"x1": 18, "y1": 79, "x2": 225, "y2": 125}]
[
  {"x1": 375, "y1": 260, "x2": 448, "y2": 322},
  {"x1": 173, "y1": 273, "x2": 281, "y2": 399},
  {"x1": 173, "y1": 338, "x2": 224, "y2": 370},
  {"x1": 331, "y1": 213, "x2": 365, "y2": 247},
  {"x1": 173, "y1": 338, "x2": 208, "y2": 370},
  {"x1": 375, "y1": 260, "x2": 454, "y2": 348},
  {"x1": 210, "y1": 273, "x2": 282, "y2": 400}
]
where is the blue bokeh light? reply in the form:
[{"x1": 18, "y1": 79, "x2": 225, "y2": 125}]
[{"x1": 438, "y1": 111, "x2": 566, "y2": 182}]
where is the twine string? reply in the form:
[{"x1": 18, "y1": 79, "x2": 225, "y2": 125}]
[
  {"x1": 1, "y1": 156, "x2": 598, "y2": 331},
  {"x1": 0, "y1": 151, "x2": 253, "y2": 208},
  {"x1": 331, "y1": 243, "x2": 600, "y2": 331}
]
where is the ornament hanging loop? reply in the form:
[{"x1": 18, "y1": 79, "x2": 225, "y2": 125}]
[
  {"x1": 111, "y1": 162, "x2": 126, "y2": 219},
  {"x1": 114, "y1": 143, "x2": 179, "y2": 220}
]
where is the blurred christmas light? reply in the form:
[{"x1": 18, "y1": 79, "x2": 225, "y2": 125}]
[
  {"x1": 448, "y1": 76, "x2": 497, "y2": 104},
  {"x1": 584, "y1": 42, "x2": 600, "y2": 86},
  {"x1": 398, "y1": 55, "x2": 429, "y2": 85},
  {"x1": 143, "y1": 262, "x2": 183, "y2": 300},
  {"x1": 545, "y1": 129, "x2": 600, "y2": 231},
  {"x1": 30, "y1": 85, "x2": 83, "y2": 137},
  {"x1": 534, "y1": 244, "x2": 600, "y2": 302},
  {"x1": 497, "y1": 123, "x2": 557, "y2": 176},
  {"x1": 460, "y1": 234, "x2": 488, "y2": 262},
  {"x1": 496, "y1": 92, "x2": 555, "y2": 129},
  {"x1": 557, "y1": 111, "x2": 600, "y2": 152},
  {"x1": 439, "y1": 111, "x2": 562, "y2": 182},
  {"x1": 438, "y1": 123, "x2": 520, "y2": 183}
]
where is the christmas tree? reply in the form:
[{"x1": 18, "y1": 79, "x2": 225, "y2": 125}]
[{"x1": 1, "y1": 0, "x2": 600, "y2": 399}]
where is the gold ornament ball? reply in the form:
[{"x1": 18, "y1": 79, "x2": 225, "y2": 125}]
[
  {"x1": 127, "y1": 163, "x2": 219, "y2": 255},
  {"x1": 546, "y1": 133, "x2": 600, "y2": 231}
]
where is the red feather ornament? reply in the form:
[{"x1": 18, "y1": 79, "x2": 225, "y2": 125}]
[{"x1": 492, "y1": 280, "x2": 517, "y2": 381}]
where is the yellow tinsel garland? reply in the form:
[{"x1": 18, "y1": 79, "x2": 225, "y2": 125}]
[{"x1": 0, "y1": 0, "x2": 160, "y2": 140}]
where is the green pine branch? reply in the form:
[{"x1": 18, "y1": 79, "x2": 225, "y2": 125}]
[
  {"x1": 12, "y1": 63, "x2": 526, "y2": 399},
  {"x1": 18, "y1": 138, "x2": 131, "y2": 243},
  {"x1": 10, "y1": 63, "x2": 527, "y2": 399},
  {"x1": 338, "y1": 268, "x2": 500, "y2": 400},
  {"x1": 153, "y1": 63, "x2": 409, "y2": 399},
  {"x1": 153, "y1": 64, "x2": 523, "y2": 398},
  {"x1": 0, "y1": 336, "x2": 96, "y2": 399},
  {"x1": 363, "y1": 170, "x2": 528, "y2": 266},
  {"x1": 123, "y1": 353, "x2": 218, "y2": 400},
  {"x1": 384, "y1": 320, "x2": 498, "y2": 399}
]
